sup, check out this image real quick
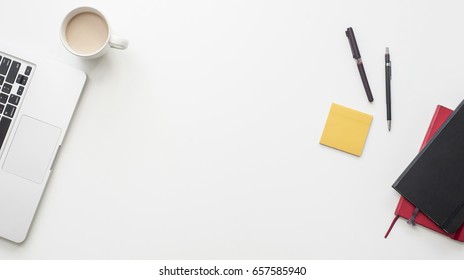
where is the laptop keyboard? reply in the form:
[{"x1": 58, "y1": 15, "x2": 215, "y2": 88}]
[{"x1": 0, "y1": 53, "x2": 33, "y2": 152}]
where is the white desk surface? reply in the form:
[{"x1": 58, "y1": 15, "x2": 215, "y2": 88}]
[{"x1": 1, "y1": 0, "x2": 464, "y2": 259}]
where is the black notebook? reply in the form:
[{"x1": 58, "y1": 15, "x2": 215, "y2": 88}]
[{"x1": 393, "y1": 100, "x2": 464, "y2": 233}]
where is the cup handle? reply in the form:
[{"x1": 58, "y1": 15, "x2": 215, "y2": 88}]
[{"x1": 109, "y1": 34, "x2": 129, "y2": 50}]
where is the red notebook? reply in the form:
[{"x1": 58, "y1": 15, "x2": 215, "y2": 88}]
[{"x1": 385, "y1": 105, "x2": 464, "y2": 241}]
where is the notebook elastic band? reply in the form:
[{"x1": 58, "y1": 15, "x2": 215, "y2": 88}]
[{"x1": 407, "y1": 207, "x2": 420, "y2": 226}]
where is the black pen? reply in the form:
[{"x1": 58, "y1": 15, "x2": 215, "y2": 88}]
[
  {"x1": 385, "y1": 47, "x2": 392, "y2": 131},
  {"x1": 345, "y1": 27, "x2": 374, "y2": 102}
]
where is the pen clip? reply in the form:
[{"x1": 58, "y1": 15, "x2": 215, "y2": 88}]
[
  {"x1": 390, "y1": 61, "x2": 392, "y2": 80},
  {"x1": 346, "y1": 27, "x2": 361, "y2": 59}
]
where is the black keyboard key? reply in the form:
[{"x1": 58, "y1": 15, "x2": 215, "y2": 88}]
[
  {"x1": 16, "y1": 74, "x2": 27, "y2": 85},
  {"x1": 21, "y1": 75, "x2": 28, "y2": 85},
  {"x1": 17, "y1": 86, "x2": 24, "y2": 96},
  {"x1": 0, "y1": 58, "x2": 11, "y2": 75},
  {"x1": 8, "y1": 94, "x2": 19, "y2": 105},
  {"x1": 0, "y1": 76, "x2": 4, "y2": 85},
  {"x1": 6, "y1": 61, "x2": 20, "y2": 84},
  {"x1": 0, "y1": 94, "x2": 7, "y2": 104},
  {"x1": 0, "y1": 117, "x2": 11, "y2": 150},
  {"x1": 25, "y1": 66, "x2": 32, "y2": 76},
  {"x1": 3, "y1": 104, "x2": 15, "y2": 118},
  {"x1": 2, "y1": 83, "x2": 12, "y2": 94},
  {"x1": 0, "y1": 104, "x2": 4, "y2": 113}
]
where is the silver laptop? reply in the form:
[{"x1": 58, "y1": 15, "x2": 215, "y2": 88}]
[{"x1": 0, "y1": 44, "x2": 86, "y2": 243}]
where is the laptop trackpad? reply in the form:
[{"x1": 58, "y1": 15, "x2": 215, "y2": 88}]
[{"x1": 3, "y1": 116, "x2": 61, "y2": 184}]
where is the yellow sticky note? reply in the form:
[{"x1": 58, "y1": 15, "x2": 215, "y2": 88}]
[{"x1": 320, "y1": 103, "x2": 373, "y2": 156}]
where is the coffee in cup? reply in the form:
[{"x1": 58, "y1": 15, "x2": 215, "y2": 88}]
[{"x1": 61, "y1": 7, "x2": 128, "y2": 59}]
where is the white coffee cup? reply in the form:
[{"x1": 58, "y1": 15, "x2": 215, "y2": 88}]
[{"x1": 60, "y1": 7, "x2": 128, "y2": 59}]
